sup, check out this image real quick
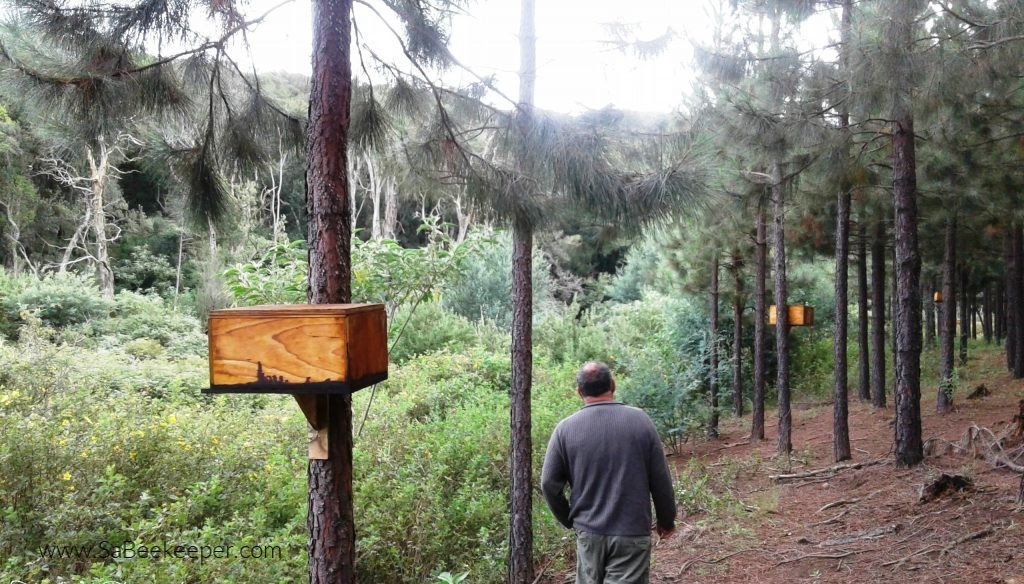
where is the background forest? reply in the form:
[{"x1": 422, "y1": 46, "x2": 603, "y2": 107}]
[{"x1": 1, "y1": 0, "x2": 1023, "y2": 582}]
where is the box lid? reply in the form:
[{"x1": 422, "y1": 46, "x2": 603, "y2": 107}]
[{"x1": 208, "y1": 303, "x2": 384, "y2": 319}]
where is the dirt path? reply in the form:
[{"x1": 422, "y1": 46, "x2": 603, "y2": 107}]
[{"x1": 547, "y1": 350, "x2": 1024, "y2": 583}]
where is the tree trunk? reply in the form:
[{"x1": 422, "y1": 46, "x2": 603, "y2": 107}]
[
  {"x1": 752, "y1": 205, "x2": 767, "y2": 442},
  {"x1": 970, "y1": 292, "x2": 978, "y2": 340},
  {"x1": 982, "y1": 283, "x2": 993, "y2": 344},
  {"x1": 709, "y1": 254, "x2": 720, "y2": 438},
  {"x1": 996, "y1": 279, "x2": 1005, "y2": 345},
  {"x1": 366, "y1": 153, "x2": 381, "y2": 240},
  {"x1": 938, "y1": 218, "x2": 956, "y2": 413},
  {"x1": 771, "y1": 162, "x2": 791, "y2": 454},
  {"x1": 870, "y1": 223, "x2": 886, "y2": 408},
  {"x1": 959, "y1": 266, "x2": 969, "y2": 366},
  {"x1": 87, "y1": 146, "x2": 114, "y2": 300},
  {"x1": 508, "y1": 0, "x2": 536, "y2": 580},
  {"x1": 1006, "y1": 233, "x2": 1016, "y2": 371},
  {"x1": 382, "y1": 177, "x2": 398, "y2": 240},
  {"x1": 890, "y1": 1, "x2": 923, "y2": 467},
  {"x1": 1014, "y1": 225, "x2": 1024, "y2": 378},
  {"x1": 924, "y1": 275, "x2": 935, "y2": 348},
  {"x1": 732, "y1": 253, "x2": 744, "y2": 418},
  {"x1": 832, "y1": 0, "x2": 852, "y2": 463},
  {"x1": 857, "y1": 223, "x2": 870, "y2": 401},
  {"x1": 509, "y1": 220, "x2": 534, "y2": 584},
  {"x1": 305, "y1": 0, "x2": 355, "y2": 581}
]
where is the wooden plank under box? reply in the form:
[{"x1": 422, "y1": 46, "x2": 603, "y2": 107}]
[{"x1": 204, "y1": 304, "x2": 387, "y2": 394}]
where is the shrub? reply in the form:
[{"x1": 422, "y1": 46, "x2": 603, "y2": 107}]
[
  {"x1": 2, "y1": 272, "x2": 111, "y2": 331},
  {"x1": 388, "y1": 302, "x2": 476, "y2": 363},
  {"x1": 444, "y1": 232, "x2": 556, "y2": 328}
]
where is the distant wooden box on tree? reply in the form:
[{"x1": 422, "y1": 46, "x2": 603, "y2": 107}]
[
  {"x1": 204, "y1": 304, "x2": 388, "y2": 394},
  {"x1": 768, "y1": 304, "x2": 815, "y2": 327}
]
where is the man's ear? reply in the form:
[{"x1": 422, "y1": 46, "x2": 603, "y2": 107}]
[
  {"x1": 576, "y1": 386, "x2": 584, "y2": 399},
  {"x1": 610, "y1": 379, "x2": 616, "y2": 395}
]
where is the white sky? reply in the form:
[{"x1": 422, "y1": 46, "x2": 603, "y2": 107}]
[{"x1": 236, "y1": 0, "x2": 700, "y2": 114}]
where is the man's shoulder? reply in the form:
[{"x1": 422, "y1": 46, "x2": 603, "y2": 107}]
[{"x1": 559, "y1": 403, "x2": 655, "y2": 425}]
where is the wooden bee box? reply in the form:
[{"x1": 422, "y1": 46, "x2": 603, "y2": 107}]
[
  {"x1": 768, "y1": 305, "x2": 815, "y2": 327},
  {"x1": 204, "y1": 304, "x2": 387, "y2": 395},
  {"x1": 934, "y1": 291, "x2": 943, "y2": 303}
]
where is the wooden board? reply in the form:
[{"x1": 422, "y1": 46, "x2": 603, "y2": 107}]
[{"x1": 204, "y1": 304, "x2": 387, "y2": 394}]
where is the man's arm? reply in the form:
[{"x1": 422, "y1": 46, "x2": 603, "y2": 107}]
[
  {"x1": 540, "y1": 428, "x2": 573, "y2": 529},
  {"x1": 647, "y1": 424, "x2": 676, "y2": 531}
]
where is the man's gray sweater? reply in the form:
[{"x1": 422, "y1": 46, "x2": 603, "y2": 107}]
[{"x1": 540, "y1": 402, "x2": 676, "y2": 536}]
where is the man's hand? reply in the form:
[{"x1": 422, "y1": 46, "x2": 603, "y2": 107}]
[{"x1": 654, "y1": 525, "x2": 675, "y2": 541}]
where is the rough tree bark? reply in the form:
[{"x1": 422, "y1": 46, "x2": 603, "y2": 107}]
[
  {"x1": 772, "y1": 162, "x2": 791, "y2": 454},
  {"x1": 833, "y1": 173, "x2": 851, "y2": 460},
  {"x1": 752, "y1": 206, "x2": 767, "y2": 442},
  {"x1": 1006, "y1": 233, "x2": 1016, "y2": 372},
  {"x1": 924, "y1": 275, "x2": 936, "y2": 348},
  {"x1": 959, "y1": 266, "x2": 969, "y2": 367},
  {"x1": 982, "y1": 283, "x2": 993, "y2": 344},
  {"x1": 857, "y1": 223, "x2": 870, "y2": 401},
  {"x1": 732, "y1": 253, "x2": 744, "y2": 418},
  {"x1": 832, "y1": 0, "x2": 852, "y2": 463},
  {"x1": 508, "y1": 0, "x2": 536, "y2": 580},
  {"x1": 890, "y1": 0, "x2": 923, "y2": 467},
  {"x1": 1014, "y1": 225, "x2": 1024, "y2": 378},
  {"x1": 709, "y1": 254, "x2": 720, "y2": 438},
  {"x1": 305, "y1": 0, "x2": 356, "y2": 581},
  {"x1": 996, "y1": 279, "x2": 1004, "y2": 345},
  {"x1": 870, "y1": 223, "x2": 886, "y2": 409},
  {"x1": 938, "y1": 218, "x2": 956, "y2": 414}
]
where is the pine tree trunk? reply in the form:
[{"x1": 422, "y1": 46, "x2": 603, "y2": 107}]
[
  {"x1": 508, "y1": 0, "x2": 536, "y2": 580},
  {"x1": 857, "y1": 223, "x2": 870, "y2": 402},
  {"x1": 870, "y1": 223, "x2": 886, "y2": 408},
  {"x1": 832, "y1": 0, "x2": 852, "y2": 462},
  {"x1": 924, "y1": 276, "x2": 936, "y2": 348},
  {"x1": 1007, "y1": 233, "x2": 1017, "y2": 371},
  {"x1": 959, "y1": 266, "x2": 969, "y2": 367},
  {"x1": 996, "y1": 280, "x2": 1005, "y2": 345},
  {"x1": 752, "y1": 206, "x2": 767, "y2": 442},
  {"x1": 982, "y1": 284, "x2": 992, "y2": 344},
  {"x1": 938, "y1": 218, "x2": 956, "y2": 414},
  {"x1": 305, "y1": 0, "x2": 356, "y2": 581},
  {"x1": 890, "y1": 0, "x2": 923, "y2": 467},
  {"x1": 732, "y1": 254, "x2": 744, "y2": 418},
  {"x1": 509, "y1": 219, "x2": 534, "y2": 584},
  {"x1": 833, "y1": 161, "x2": 851, "y2": 462},
  {"x1": 709, "y1": 254, "x2": 720, "y2": 438},
  {"x1": 1013, "y1": 225, "x2": 1024, "y2": 378},
  {"x1": 970, "y1": 293, "x2": 978, "y2": 340},
  {"x1": 772, "y1": 163, "x2": 791, "y2": 454}
]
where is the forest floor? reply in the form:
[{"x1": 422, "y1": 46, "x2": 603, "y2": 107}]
[{"x1": 544, "y1": 349, "x2": 1024, "y2": 584}]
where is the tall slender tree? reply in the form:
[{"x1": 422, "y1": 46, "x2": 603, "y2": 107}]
[
  {"x1": 938, "y1": 217, "x2": 956, "y2": 413},
  {"x1": 889, "y1": 0, "x2": 924, "y2": 467}
]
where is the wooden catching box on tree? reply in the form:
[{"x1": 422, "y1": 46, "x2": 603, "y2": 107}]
[
  {"x1": 204, "y1": 304, "x2": 388, "y2": 395},
  {"x1": 934, "y1": 291, "x2": 943, "y2": 303},
  {"x1": 768, "y1": 304, "x2": 815, "y2": 327}
]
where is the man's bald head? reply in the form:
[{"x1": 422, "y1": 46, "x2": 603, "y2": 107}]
[{"x1": 576, "y1": 361, "x2": 614, "y2": 397}]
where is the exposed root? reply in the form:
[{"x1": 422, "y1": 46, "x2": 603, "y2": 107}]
[{"x1": 769, "y1": 459, "x2": 886, "y2": 482}]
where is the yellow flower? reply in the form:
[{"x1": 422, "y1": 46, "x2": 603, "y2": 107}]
[
  {"x1": 90, "y1": 436, "x2": 98, "y2": 444},
  {"x1": 58, "y1": 439, "x2": 67, "y2": 447},
  {"x1": 210, "y1": 437, "x2": 219, "y2": 445},
  {"x1": 62, "y1": 472, "x2": 71, "y2": 481},
  {"x1": 167, "y1": 414, "x2": 177, "y2": 424},
  {"x1": 131, "y1": 430, "x2": 145, "y2": 438},
  {"x1": 68, "y1": 485, "x2": 75, "y2": 491},
  {"x1": 61, "y1": 420, "x2": 70, "y2": 428},
  {"x1": 129, "y1": 451, "x2": 137, "y2": 461}
]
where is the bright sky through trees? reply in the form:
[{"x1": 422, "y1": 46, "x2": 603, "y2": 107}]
[{"x1": 238, "y1": 0, "x2": 694, "y2": 113}]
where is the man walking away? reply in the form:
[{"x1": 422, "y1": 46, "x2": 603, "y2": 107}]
[{"x1": 541, "y1": 361, "x2": 676, "y2": 584}]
